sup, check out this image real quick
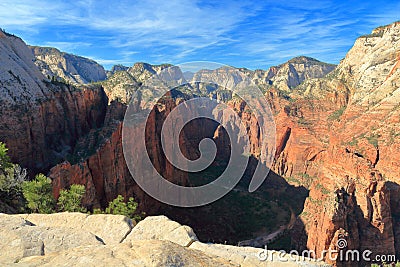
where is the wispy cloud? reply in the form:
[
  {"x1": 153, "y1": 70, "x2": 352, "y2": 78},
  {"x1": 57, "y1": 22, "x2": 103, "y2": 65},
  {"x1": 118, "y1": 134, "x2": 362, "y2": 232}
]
[
  {"x1": 362, "y1": 2, "x2": 400, "y2": 28},
  {"x1": 1, "y1": 0, "x2": 399, "y2": 69},
  {"x1": 36, "y1": 41, "x2": 92, "y2": 51},
  {"x1": 87, "y1": 57, "x2": 136, "y2": 66}
]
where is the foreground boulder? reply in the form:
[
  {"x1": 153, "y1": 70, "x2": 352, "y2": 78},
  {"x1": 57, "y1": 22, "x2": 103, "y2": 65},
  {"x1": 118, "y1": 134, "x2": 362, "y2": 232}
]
[
  {"x1": 0, "y1": 214, "x2": 103, "y2": 264},
  {"x1": 0, "y1": 213, "x2": 328, "y2": 266},
  {"x1": 13, "y1": 212, "x2": 134, "y2": 245},
  {"x1": 18, "y1": 240, "x2": 235, "y2": 267},
  {"x1": 123, "y1": 215, "x2": 198, "y2": 247}
]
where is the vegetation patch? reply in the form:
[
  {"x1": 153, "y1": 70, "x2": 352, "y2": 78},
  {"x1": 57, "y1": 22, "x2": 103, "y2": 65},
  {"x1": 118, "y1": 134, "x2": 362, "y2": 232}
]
[
  {"x1": 0, "y1": 142, "x2": 142, "y2": 221},
  {"x1": 347, "y1": 137, "x2": 359, "y2": 147},
  {"x1": 328, "y1": 106, "x2": 346, "y2": 121},
  {"x1": 388, "y1": 128, "x2": 400, "y2": 144},
  {"x1": 295, "y1": 173, "x2": 315, "y2": 188},
  {"x1": 315, "y1": 183, "x2": 330, "y2": 195},
  {"x1": 359, "y1": 31, "x2": 384, "y2": 39},
  {"x1": 297, "y1": 117, "x2": 311, "y2": 126},
  {"x1": 365, "y1": 133, "x2": 380, "y2": 148}
]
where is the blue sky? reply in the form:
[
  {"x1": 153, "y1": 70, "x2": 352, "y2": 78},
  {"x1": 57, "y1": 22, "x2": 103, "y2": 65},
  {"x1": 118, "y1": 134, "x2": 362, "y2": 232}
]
[{"x1": 1, "y1": 0, "x2": 399, "y2": 70}]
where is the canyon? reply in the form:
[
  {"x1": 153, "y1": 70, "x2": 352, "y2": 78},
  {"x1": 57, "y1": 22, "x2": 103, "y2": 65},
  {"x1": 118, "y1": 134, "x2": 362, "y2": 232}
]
[{"x1": 0, "y1": 21, "x2": 399, "y2": 266}]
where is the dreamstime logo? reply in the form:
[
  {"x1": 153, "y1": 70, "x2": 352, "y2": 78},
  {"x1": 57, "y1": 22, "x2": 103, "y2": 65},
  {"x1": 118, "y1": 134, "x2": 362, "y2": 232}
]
[
  {"x1": 256, "y1": 235, "x2": 396, "y2": 264},
  {"x1": 122, "y1": 62, "x2": 276, "y2": 207},
  {"x1": 336, "y1": 234, "x2": 347, "y2": 249}
]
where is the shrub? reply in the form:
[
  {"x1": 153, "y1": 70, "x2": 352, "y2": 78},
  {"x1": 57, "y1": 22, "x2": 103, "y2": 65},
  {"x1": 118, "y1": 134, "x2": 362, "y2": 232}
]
[
  {"x1": 0, "y1": 164, "x2": 27, "y2": 193},
  {"x1": 359, "y1": 31, "x2": 384, "y2": 39},
  {"x1": 57, "y1": 184, "x2": 87, "y2": 212},
  {"x1": 96, "y1": 195, "x2": 142, "y2": 222},
  {"x1": 1, "y1": 143, "x2": 15, "y2": 191},
  {"x1": 22, "y1": 174, "x2": 55, "y2": 213},
  {"x1": 0, "y1": 142, "x2": 27, "y2": 212}
]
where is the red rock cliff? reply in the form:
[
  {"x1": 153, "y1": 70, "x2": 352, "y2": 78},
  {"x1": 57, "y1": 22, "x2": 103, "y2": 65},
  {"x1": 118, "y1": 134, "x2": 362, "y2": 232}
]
[{"x1": 0, "y1": 32, "x2": 108, "y2": 173}]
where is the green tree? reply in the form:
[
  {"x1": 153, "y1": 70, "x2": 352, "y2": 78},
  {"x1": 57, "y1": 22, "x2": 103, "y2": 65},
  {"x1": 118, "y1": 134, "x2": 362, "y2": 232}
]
[
  {"x1": 104, "y1": 195, "x2": 141, "y2": 222},
  {"x1": 0, "y1": 142, "x2": 12, "y2": 172},
  {"x1": 0, "y1": 142, "x2": 27, "y2": 212},
  {"x1": 57, "y1": 184, "x2": 87, "y2": 212},
  {"x1": 22, "y1": 174, "x2": 55, "y2": 213},
  {"x1": 0, "y1": 164, "x2": 27, "y2": 193}
]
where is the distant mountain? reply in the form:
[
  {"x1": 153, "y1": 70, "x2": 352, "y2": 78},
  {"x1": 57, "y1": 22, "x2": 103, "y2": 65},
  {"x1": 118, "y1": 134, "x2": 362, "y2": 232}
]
[
  {"x1": 127, "y1": 62, "x2": 174, "y2": 83},
  {"x1": 30, "y1": 46, "x2": 107, "y2": 84},
  {"x1": 100, "y1": 57, "x2": 335, "y2": 105},
  {"x1": 107, "y1": 64, "x2": 129, "y2": 77},
  {"x1": 183, "y1": 71, "x2": 195, "y2": 80},
  {"x1": 100, "y1": 62, "x2": 183, "y2": 103},
  {"x1": 263, "y1": 56, "x2": 336, "y2": 90}
]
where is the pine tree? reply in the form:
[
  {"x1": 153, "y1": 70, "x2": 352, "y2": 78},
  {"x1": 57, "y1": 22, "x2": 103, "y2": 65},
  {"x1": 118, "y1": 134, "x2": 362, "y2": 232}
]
[
  {"x1": 22, "y1": 174, "x2": 55, "y2": 213},
  {"x1": 57, "y1": 184, "x2": 87, "y2": 212},
  {"x1": 0, "y1": 142, "x2": 11, "y2": 172},
  {"x1": 104, "y1": 195, "x2": 141, "y2": 222}
]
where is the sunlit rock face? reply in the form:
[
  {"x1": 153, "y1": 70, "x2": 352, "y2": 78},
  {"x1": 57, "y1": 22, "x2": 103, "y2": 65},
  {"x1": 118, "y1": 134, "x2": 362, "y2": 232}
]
[
  {"x1": 291, "y1": 21, "x2": 400, "y2": 266},
  {"x1": 30, "y1": 45, "x2": 107, "y2": 84},
  {"x1": 0, "y1": 32, "x2": 108, "y2": 172}
]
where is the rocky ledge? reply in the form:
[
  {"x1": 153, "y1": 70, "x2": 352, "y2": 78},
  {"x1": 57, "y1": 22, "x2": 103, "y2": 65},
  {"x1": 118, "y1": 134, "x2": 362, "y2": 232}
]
[{"x1": 0, "y1": 213, "x2": 328, "y2": 267}]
